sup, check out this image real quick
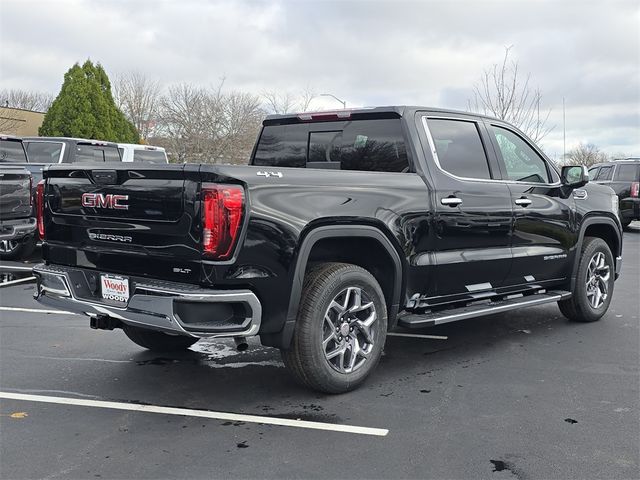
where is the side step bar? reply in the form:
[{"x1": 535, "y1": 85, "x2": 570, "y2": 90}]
[{"x1": 397, "y1": 290, "x2": 571, "y2": 329}]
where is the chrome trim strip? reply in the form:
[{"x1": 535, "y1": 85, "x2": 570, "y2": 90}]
[
  {"x1": 420, "y1": 115, "x2": 562, "y2": 188},
  {"x1": 465, "y1": 282, "x2": 493, "y2": 292},
  {"x1": 434, "y1": 293, "x2": 564, "y2": 326}
]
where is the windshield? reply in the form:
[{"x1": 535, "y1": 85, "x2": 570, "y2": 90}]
[
  {"x1": 25, "y1": 141, "x2": 63, "y2": 163},
  {"x1": 0, "y1": 139, "x2": 28, "y2": 163}
]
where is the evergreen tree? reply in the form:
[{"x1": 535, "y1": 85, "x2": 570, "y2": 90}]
[{"x1": 40, "y1": 60, "x2": 139, "y2": 143}]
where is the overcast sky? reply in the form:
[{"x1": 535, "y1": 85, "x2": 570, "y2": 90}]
[{"x1": 1, "y1": 0, "x2": 638, "y2": 157}]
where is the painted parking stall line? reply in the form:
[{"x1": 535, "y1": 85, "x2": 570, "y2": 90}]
[
  {"x1": 0, "y1": 265, "x2": 33, "y2": 271},
  {"x1": 0, "y1": 306, "x2": 76, "y2": 315},
  {"x1": 0, "y1": 276, "x2": 36, "y2": 288},
  {"x1": 0, "y1": 392, "x2": 389, "y2": 437}
]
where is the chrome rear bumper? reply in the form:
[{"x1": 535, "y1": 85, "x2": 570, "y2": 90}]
[
  {"x1": 33, "y1": 264, "x2": 261, "y2": 339},
  {"x1": 0, "y1": 217, "x2": 36, "y2": 240}
]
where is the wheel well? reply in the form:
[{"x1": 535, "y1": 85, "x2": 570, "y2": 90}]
[
  {"x1": 306, "y1": 236, "x2": 398, "y2": 319},
  {"x1": 584, "y1": 223, "x2": 619, "y2": 258}
]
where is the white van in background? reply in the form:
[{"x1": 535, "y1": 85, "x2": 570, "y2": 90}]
[{"x1": 118, "y1": 144, "x2": 168, "y2": 163}]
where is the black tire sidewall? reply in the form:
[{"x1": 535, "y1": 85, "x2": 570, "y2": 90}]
[
  {"x1": 297, "y1": 266, "x2": 387, "y2": 393},
  {"x1": 573, "y1": 238, "x2": 615, "y2": 321}
]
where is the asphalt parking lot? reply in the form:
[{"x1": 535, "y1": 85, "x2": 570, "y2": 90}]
[{"x1": 1, "y1": 227, "x2": 639, "y2": 479}]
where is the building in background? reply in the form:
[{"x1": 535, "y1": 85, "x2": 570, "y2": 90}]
[{"x1": 0, "y1": 107, "x2": 45, "y2": 136}]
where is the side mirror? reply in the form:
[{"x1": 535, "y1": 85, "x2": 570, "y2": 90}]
[{"x1": 561, "y1": 165, "x2": 589, "y2": 188}]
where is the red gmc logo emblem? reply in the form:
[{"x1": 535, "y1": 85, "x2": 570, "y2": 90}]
[{"x1": 81, "y1": 193, "x2": 129, "y2": 210}]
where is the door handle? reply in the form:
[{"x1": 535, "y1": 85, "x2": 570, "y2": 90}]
[
  {"x1": 515, "y1": 197, "x2": 532, "y2": 207},
  {"x1": 441, "y1": 197, "x2": 463, "y2": 207}
]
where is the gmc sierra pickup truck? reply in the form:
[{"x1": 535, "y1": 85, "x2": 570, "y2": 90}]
[{"x1": 33, "y1": 106, "x2": 623, "y2": 393}]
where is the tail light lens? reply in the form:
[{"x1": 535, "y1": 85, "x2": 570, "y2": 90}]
[
  {"x1": 631, "y1": 182, "x2": 639, "y2": 198},
  {"x1": 36, "y1": 180, "x2": 45, "y2": 239},
  {"x1": 202, "y1": 184, "x2": 244, "y2": 260}
]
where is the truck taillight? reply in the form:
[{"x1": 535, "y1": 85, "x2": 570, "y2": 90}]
[
  {"x1": 202, "y1": 184, "x2": 244, "y2": 260},
  {"x1": 631, "y1": 182, "x2": 639, "y2": 198},
  {"x1": 36, "y1": 180, "x2": 45, "y2": 239}
]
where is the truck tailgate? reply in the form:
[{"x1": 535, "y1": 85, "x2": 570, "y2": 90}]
[
  {"x1": 43, "y1": 164, "x2": 204, "y2": 283},
  {"x1": 0, "y1": 166, "x2": 32, "y2": 220}
]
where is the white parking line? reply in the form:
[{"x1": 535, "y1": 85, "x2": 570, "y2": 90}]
[
  {"x1": 0, "y1": 306, "x2": 75, "y2": 315},
  {"x1": 0, "y1": 276, "x2": 36, "y2": 287},
  {"x1": 0, "y1": 392, "x2": 389, "y2": 437},
  {"x1": 388, "y1": 332, "x2": 448, "y2": 340},
  {"x1": 0, "y1": 265, "x2": 33, "y2": 271}
]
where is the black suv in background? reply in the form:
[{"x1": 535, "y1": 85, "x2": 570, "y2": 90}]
[
  {"x1": 589, "y1": 158, "x2": 639, "y2": 228},
  {"x1": 20, "y1": 137, "x2": 122, "y2": 186}
]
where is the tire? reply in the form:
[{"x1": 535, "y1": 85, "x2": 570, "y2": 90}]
[
  {"x1": 0, "y1": 235, "x2": 36, "y2": 261},
  {"x1": 558, "y1": 237, "x2": 615, "y2": 322},
  {"x1": 122, "y1": 324, "x2": 198, "y2": 352},
  {"x1": 621, "y1": 218, "x2": 632, "y2": 229},
  {"x1": 281, "y1": 262, "x2": 387, "y2": 394}
]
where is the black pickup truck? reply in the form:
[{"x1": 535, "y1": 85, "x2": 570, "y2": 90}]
[
  {"x1": 0, "y1": 137, "x2": 37, "y2": 259},
  {"x1": 33, "y1": 107, "x2": 623, "y2": 393}
]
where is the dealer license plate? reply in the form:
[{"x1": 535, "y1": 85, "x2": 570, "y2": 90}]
[{"x1": 100, "y1": 274, "x2": 129, "y2": 303}]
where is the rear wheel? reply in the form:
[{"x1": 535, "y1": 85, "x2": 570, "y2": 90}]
[
  {"x1": 558, "y1": 237, "x2": 614, "y2": 322},
  {"x1": 621, "y1": 218, "x2": 632, "y2": 229},
  {"x1": 0, "y1": 235, "x2": 36, "y2": 261},
  {"x1": 122, "y1": 325, "x2": 198, "y2": 352},
  {"x1": 281, "y1": 263, "x2": 387, "y2": 394}
]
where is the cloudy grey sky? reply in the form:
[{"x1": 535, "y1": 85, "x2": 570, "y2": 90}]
[{"x1": 1, "y1": 0, "x2": 638, "y2": 157}]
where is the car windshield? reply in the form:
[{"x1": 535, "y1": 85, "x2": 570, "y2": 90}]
[
  {"x1": 25, "y1": 141, "x2": 63, "y2": 163},
  {"x1": 0, "y1": 139, "x2": 28, "y2": 163}
]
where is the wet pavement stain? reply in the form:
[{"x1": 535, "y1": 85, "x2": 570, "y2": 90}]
[
  {"x1": 564, "y1": 418, "x2": 578, "y2": 424},
  {"x1": 491, "y1": 460, "x2": 508, "y2": 472},
  {"x1": 236, "y1": 441, "x2": 249, "y2": 449},
  {"x1": 420, "y1": 389, "x2": 431, "y2": 393}
]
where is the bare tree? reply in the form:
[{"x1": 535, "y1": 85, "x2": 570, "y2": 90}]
[
  {"x1": 563, "y1": 143, "x2": 607, "y2": 167},
  {"x1": 0, "y1": 88, "x2": 53, "y2": 112},
  {"x1": 157, "y1": 82, "x2": 263, "y2": 164},
  {"x1": 261, "y1": 87, "x2": 316, "y2": 114},
  {"x1": 113, "y1": 72, "x2": 162, "y2": 141},
  {"x1": 468, "y1": 46, "x2": 553, "y2": 143}
]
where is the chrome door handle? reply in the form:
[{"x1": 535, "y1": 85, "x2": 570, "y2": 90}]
[
  {"x1": 441, "y1": 197, "x2": 463, "y2": 207},
  {"x1": 515, "y1": 198, "x2": 532, "y2": 207}
]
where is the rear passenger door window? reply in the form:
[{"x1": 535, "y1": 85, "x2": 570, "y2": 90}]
[
  {"x1": 595, "y1": 166, "x2": 613, "y2": 180},
  {"x1": 490, "y1": 126, "x2": 550, "y2": 183},
  {"x1": 425, "y1": 118, "x2": 492, "y2": 179}
]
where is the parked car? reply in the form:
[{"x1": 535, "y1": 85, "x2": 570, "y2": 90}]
[
  {"x1": 588, "y1": 158, "x2": 639, "y2": 228},
  {"x1": 0, "y1": 136, "x2": 37, "y2": 259},
  {"x1": 21, "y1": 137, "x2": 122, "y2": 186},
  {"x1": 118, "y1": 143, "x2": 168, "y2": 163},
  {"x1": 32, "y1": 106, "x2": 622, "y2": 393}
]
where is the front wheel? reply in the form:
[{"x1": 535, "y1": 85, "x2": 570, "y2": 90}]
[
  {"x1": 281, "y1": 263, "x2": 387, "y2": 394},
  {"x1": 558, "y1": 237, "x2": 615, "y2": 322},
  {"x1": 122, "y1": 325, "x2": 198, "y2": 352}
]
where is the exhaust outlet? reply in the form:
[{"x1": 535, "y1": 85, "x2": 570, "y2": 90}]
[{"x1": 234, "y1": 336, "x2": 249, "y2": 352}]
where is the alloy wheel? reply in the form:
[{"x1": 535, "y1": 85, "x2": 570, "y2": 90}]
[
  {"x1": 321, "y1": 287, "x2": 377, "y2": 374},
  {"x1": 0, "y1": 240, "x2": 18, "y2": 253},
  {"x1": 585, "y1": 251, "x2": 610, "y2": 309}
]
